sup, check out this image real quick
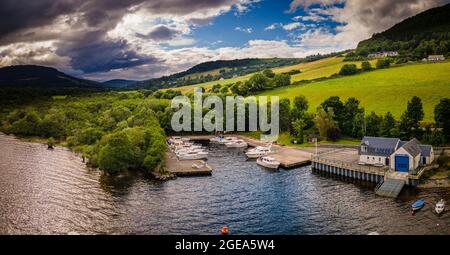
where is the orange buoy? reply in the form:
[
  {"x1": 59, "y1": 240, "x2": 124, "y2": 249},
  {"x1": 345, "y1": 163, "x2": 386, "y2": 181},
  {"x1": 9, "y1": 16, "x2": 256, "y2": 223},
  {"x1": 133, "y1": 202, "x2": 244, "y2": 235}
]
[{"x1": 221, "y1": 226, "x2": 229, "y2": 235}]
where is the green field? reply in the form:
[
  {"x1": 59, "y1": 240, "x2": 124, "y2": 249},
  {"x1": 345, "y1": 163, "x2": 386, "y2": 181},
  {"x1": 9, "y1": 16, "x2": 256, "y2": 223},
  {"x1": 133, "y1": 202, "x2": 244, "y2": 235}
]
[
  {"x1": 168, "y1": 57, "x2": 373, "y2": 93},
  {"x1": 258, "y1": 61, "x2": 450, "y2": 121},
  {"x1": 272, "y1": 57, "x2": 376, "y2": 82}
]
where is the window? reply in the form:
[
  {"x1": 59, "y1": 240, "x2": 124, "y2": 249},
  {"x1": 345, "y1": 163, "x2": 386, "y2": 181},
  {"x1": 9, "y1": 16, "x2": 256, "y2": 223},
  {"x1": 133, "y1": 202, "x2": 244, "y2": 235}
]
[
  {"x1": 367, "y1": 157, "x2": 369, "y2": 160},
  {"x1": 372, "y1": 157, "x2": 375, "y2": 160},
  {"x1": 361, "y1": 146, "x2": 367, "y2": 152},
  {"x1": 379, "y1": 157, "x2": 381, "y2": 162}
]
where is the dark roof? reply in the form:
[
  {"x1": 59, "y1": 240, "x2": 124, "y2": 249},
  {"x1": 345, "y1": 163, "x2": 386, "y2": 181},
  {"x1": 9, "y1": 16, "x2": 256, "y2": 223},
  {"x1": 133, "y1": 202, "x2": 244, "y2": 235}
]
[
  {"x1": 359, "y1": 136, "x2": 433, "y2": 158},
  {"x1": 418, "y1": 144, "x2": 432, "y2": 157},
  {"x1": 360, "y1": 136, "x2": 400, "y2": 156},
  {"x1": 399, "y1": 138, "x2": 421, "y2": 157}
]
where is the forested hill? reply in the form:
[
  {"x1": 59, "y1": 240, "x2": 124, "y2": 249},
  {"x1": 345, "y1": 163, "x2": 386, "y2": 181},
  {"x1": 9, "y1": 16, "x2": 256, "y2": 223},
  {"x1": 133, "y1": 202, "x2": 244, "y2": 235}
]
[
  {"x1": 130, "y1": 58, "x2": 304, "y2": 90},
  {"x1": 354, "y1": 3, "x2": 450, "y2": 59},
  {"x1": 0, "y1": 65, "x2": 103, "y2": 89}
]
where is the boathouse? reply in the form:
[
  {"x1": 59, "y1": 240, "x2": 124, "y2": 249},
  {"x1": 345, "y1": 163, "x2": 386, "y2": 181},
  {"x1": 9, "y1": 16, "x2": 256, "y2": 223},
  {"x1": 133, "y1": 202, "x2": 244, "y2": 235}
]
[{"x1": 358, "y1": 136, "x2": 434, "y2": 172}]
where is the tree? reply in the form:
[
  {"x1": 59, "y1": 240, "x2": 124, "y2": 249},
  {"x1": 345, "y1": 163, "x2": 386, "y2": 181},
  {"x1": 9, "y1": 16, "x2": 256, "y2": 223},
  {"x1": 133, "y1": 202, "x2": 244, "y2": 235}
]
[
  {"x1": 326, "y1": 126, "x2": 341, "y2": 141},
  {"x1": 400, "y1": 96, "x2": 424, "y2": 137},
  {"x1": 220, "y1": 86, "x2": 229, "y2": 94},
  {"x1": 320, "y1": 96, "x2": 345, "y2": 127},
  {"x1": 279, "y1": 98, "x2": 291, "y2": 132},
  {"x1": 342, "y1": 97, "x2": 364, "y2": 136},
  {"x1": 292, "y1": 119, "x2": 306, "y2": 144},
  {"x1": 376, "y1": 59, "x2": 390, "y2": 69},
  {"x1": 211, "y1": 84, "x2": 222, "y2": 93},
  {"x1": 248, "y1": 73, "x2": 270, "y2": 92},
  {"x1": 314, "y1": 107, "x2": 337, "y2": 139},
  {"x1": 272, "y1": 73, "x2": 290, "y2": 87},
  {"x1": 434, "y1": 98, "x2": 450, "y2": 141},
  {"x1": 98, "y1": 132, "x2": 135, "y2": 174},
  {"x1": 361, "y1": 61, "x2": 372, "y2": 71},
  {"x1": 9, "y1": 111, "x2": 41, "y2": 136},
  {"x1": 366, "y1": 111, "x2": 382, "y2": 136},
  {"x1": 38, "y1": 110, "x2": 66, "y2": 138},
  {"x1": 262, "y1": 69, "x2": 275, "y2": 78},
  {"x1": 339, "y1": 64, "x2": 358, "y2": 75},
  {"x1": 380, "y1": 112, "x2": 396, "y2": 137},
  {"x1": 291, "y1": 95, "x2": 309, "y2": 121},
  {"x1": 352, "y1": 112, "x2": 365, "y2": 138}
]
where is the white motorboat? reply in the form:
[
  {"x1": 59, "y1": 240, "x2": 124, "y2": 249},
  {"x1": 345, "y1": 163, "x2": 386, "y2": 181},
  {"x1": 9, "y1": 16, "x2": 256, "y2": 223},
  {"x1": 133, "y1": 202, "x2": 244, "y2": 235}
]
[
  {"x1": 256, "y1": 156, "x2": 280, "y2": 170},
  {"x1": 217, "y1": 136, "x2": 238, "y2": 145},
  {"x1": 225, "y1": 139, "x2": 248, "y2": 148},
  {"x1": 210, "y1": 136, "x2": 225, "y2": 143},
  {"x1": 177, "y1": 150, "x2": 209, "y2": 160},
  {"x1": 435, "y1": 199, "x2": 445, "y2": 215},
  {"x1": 245, "y1": 144, "x2": 273, "y2": 159}
]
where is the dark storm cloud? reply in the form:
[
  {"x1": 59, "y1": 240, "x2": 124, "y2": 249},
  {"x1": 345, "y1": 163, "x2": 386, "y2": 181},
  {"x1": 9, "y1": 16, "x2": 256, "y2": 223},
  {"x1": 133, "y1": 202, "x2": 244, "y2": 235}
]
[
  {"x1": 137, "y1": 25, "x2": 179, "y2": 41},
  {"x1": 57, "y1": 38, "x2": 160, "y2": 73},
  {"x1": 0, "y1": 0, "x2": 234, "y2": 43},
  {"x1": 0, "y1": 0, "x2": 235, "y2": 75}
]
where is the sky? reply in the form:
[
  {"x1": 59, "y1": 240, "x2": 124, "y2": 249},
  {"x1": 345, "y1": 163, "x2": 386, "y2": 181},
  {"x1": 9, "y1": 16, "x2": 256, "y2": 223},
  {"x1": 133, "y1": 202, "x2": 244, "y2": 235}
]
[{"x1": 0, "y1": 0, "x2": 449, "y2": 81}]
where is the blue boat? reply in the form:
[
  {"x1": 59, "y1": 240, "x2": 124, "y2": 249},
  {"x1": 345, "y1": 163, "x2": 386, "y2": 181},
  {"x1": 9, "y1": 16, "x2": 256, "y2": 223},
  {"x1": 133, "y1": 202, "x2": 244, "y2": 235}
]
[{"x1": 412, "y1": 199, "x2": 426, "y2": 211}]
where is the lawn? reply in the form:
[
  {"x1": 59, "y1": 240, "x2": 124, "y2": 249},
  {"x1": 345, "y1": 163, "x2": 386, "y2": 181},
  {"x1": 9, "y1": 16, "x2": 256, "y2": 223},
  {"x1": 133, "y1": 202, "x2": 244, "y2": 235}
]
[{"x1": 258, "y1": 61, "x2": 450, "y2": 121}]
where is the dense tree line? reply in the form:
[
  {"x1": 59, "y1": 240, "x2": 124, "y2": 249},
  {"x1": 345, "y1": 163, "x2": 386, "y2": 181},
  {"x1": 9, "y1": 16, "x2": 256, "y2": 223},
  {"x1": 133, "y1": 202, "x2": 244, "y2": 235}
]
[
  {"x1": 275, "y1": 95, "x2": 449, "y2": 146},
  {"x1": 0, "y1": 91, "x2": 169, "y2": 175}
]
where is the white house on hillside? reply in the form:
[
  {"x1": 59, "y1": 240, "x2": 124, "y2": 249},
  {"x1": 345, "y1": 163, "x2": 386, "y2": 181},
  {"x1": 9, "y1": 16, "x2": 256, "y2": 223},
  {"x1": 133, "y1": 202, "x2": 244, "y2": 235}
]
[
  {"x1": 358, "y1": 136, "x2": 434, "y2": 172},
  {"x1": 427, "y1": 55, "x2": 445, "y2": 61},
  {"x1": 368, "y1": 51, "x2": 399, "y2": 58}
]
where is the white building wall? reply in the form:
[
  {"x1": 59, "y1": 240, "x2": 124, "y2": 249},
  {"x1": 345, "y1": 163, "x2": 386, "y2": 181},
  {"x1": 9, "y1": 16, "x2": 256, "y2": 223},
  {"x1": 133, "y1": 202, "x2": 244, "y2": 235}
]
[{"x1": 359, "y1": 155, "x2": 387, "y2": 165}]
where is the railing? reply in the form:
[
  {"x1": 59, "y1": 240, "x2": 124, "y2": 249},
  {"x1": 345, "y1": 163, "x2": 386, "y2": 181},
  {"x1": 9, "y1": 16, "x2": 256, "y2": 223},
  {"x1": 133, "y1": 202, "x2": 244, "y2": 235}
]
[{"x1": 375, "y1": 179, "x2": 385, "y2": 192}]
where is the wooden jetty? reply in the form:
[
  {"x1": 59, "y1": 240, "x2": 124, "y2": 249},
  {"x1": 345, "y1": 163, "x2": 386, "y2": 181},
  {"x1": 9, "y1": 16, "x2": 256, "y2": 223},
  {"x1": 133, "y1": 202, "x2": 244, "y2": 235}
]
[{"x1": 165, "y1": 152, "x2": 212, "y2": 176}]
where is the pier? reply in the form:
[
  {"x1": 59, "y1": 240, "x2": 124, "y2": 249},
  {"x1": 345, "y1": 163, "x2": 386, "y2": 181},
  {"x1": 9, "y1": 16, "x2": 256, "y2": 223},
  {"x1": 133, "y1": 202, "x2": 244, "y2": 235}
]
[
  {"x1": 186, "y1": 135, "x2": 313, "y2": 169},
  {"x1": 311, "y1": 149, "x2": 387, "y2": 184},
  {"x1": 165, "y1": 152, "x2": 212, "y2": 176}
]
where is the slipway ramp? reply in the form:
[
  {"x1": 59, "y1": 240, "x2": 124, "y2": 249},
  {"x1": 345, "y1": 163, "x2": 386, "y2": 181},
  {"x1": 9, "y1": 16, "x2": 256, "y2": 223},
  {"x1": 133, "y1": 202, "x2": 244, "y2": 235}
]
[{"x1": 375, "y1": 178, "x2": 405, "y2": 198}]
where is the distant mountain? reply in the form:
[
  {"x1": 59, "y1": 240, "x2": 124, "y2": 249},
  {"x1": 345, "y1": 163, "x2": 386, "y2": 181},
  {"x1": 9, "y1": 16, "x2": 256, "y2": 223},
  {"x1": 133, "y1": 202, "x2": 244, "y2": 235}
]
[
  {"x1": 103, "y1": 79, "x2": 137, "y2": 88},
  {"x1": 0, "y1": 65, "x2": 103, "y2": 89},
  {"x1": 354, "y1": 3, "x2": 450, "y2": 59}
]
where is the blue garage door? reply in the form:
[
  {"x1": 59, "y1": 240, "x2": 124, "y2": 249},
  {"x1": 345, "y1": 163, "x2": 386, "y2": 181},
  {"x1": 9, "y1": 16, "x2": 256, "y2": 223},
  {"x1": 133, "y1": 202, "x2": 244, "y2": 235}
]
[{"x1": 395, "y1": 155, "x2": 409, "y2": 172}]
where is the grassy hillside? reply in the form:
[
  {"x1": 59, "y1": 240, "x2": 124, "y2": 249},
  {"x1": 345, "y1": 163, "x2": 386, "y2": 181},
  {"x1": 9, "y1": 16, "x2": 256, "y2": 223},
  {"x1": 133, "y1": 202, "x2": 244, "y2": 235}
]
[
  {"x1": 169, "y1": 57, "x2": 374, "y2": 93},
  {"x1": 271, "y1": 57, "x2": 377, "y2": 82},
  {"x1": 258, "y1": 61, "x2": 450, "y2": 121}
]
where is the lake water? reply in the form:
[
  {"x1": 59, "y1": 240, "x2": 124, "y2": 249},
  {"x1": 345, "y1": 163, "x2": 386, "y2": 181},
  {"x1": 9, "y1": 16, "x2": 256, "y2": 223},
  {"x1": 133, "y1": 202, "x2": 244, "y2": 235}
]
[{"x1": 0, "y1": 133, "x2": 449, "y2": 235}]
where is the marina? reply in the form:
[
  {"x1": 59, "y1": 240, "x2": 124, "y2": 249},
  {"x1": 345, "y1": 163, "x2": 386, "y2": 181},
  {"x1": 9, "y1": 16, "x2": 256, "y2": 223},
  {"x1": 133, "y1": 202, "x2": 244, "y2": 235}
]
[{"x1": 0, "y1": 133, "x2": 449, "y2": 235}]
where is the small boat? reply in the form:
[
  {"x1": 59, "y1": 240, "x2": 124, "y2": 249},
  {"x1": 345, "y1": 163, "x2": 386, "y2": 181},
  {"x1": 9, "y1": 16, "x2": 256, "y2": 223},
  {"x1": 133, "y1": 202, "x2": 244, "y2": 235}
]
[
  {"x1": 256, "y1": 156, "x2": 280, "y2": 170},
  {"x1": 435, "y1": 199, "x2": 445, "y2": 215},
  {"x1": 176, "y1": 149, "x2": 209, "y2": 160},
  {"x1": 412, "y1": 199, "x2": 425, "y2": 212},
  {"x1": 210, "y1": 136, "x2": 225, "y2": 143},
  {"x1": 245, "y1": 144, "x2": 273, "y2": 159},
  {"x1": 225, "y1": 139, "x2": 248, "y2": 148},
  {"x1": 217, "y1": 136, "x2": 238, "y2": 145}
]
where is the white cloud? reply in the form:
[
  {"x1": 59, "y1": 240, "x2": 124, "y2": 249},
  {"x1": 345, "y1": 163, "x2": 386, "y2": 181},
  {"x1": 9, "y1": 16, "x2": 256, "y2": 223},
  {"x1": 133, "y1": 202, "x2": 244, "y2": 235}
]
[
  {"x1": 282, "y1": 22, "x2": 304, "y2": 31},
  {"x1": 235, "y1": 26, "x2": 253, "y2": 33},
  {"x1": 289, "y1": 0, "x2": 450, "y2": 49},
  {"x1": 264, "y1": 23, "x2": 280, "y2": 30}
]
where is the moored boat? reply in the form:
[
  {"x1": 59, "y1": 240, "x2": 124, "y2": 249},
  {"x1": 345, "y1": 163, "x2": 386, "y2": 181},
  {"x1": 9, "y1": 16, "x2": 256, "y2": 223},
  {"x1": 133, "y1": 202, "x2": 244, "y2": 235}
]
[
  {"x1": 177, "y1": 150, "x2": 209, "y2": 160},
  {"x1": 435, "y1": 199, "x2": 445, "y2": 215},
  {"x1": 225, "y1": 139, "x2": 248, "y2": 148},
  {"x1": 412, "y1": 199, "x2": 425, "y2": 212},
  {"x1": 256, "y1": 156, "x2": 280, "y2": 170},
  {"x1": 245, "y1": 144, "x2": 273, "y2": 159}
]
